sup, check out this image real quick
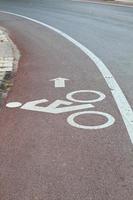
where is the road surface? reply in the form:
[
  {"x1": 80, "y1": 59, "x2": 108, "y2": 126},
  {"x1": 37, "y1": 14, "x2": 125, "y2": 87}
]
[{"x1": 0, "y1": 1, "x2": 133, "y2": 200}]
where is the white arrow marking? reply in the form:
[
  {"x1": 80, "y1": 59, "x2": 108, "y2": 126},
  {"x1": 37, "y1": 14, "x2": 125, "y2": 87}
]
[{"x1": 50, "y1": 77, "x2": 69, "y2": 88}]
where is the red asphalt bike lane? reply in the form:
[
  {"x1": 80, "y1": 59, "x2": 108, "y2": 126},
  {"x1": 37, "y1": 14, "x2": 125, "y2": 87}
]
[{"x1": 0, "y1": 13, "x2": 133, "y2": 200}]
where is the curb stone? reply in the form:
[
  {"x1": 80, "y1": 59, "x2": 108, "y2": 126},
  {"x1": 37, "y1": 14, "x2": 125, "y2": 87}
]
[{"x1": 0, "y1": 27, "x2": 20, "y2": 106}]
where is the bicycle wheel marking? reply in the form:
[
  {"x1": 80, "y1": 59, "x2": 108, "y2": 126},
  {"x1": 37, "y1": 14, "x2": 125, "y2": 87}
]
[
  {"x1": 66, "y1": 90, "x2": 106, "y2": 103},
  {"x1": 67, "y1": 111, "x2": 115, "y2": 130}
]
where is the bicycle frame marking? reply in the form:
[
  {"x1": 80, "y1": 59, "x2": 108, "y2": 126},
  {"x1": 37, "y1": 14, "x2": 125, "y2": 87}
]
[{"x1": 21, "y1": 99, "x2": 94, "y2": 114}]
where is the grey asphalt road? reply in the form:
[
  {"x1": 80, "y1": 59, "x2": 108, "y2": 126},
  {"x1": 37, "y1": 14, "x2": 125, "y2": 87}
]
[{"x1": 0, "y1": 0, "x2": 133, "y2": 107}]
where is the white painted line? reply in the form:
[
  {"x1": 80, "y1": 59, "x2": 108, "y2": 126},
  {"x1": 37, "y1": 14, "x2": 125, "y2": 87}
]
[
  {"x1": 1, "y1": 11, "x2": 133, "y2": 143},
  {"x1": 50, "y1": 77, "x2": 69, "y2": 88}
]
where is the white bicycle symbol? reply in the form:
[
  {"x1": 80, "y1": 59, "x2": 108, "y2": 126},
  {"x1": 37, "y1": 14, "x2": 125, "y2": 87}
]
[{"x1": 6, "y1": 90, "x2": 115, "y2": 130}]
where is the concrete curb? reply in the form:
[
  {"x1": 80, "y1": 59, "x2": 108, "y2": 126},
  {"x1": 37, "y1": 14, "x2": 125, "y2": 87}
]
[{"x1": 0, "y1": 27, "x2": 20, "y2": 105}]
